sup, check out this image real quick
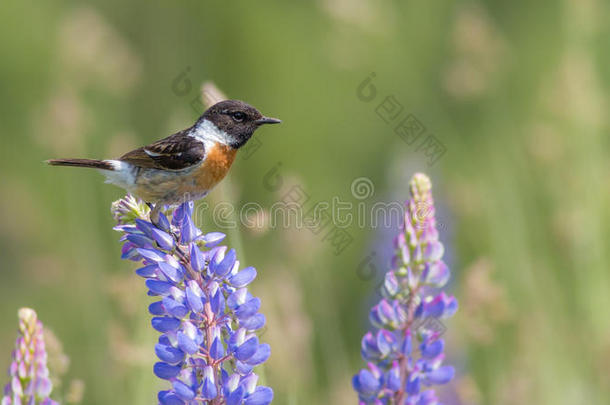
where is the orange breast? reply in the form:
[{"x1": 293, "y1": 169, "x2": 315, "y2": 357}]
[{"x1": 194, "y1": 143, "x2": 238, "y2": 190}]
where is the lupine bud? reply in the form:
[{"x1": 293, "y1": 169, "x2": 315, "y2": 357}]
[
  {"x1": 112, "y1": 197, "x2": 273, "y2": 405},
  {"x1": 2, "y1": 308, "x2": 58, "y2": 405},
  {"x1": 352, "y1": 173, "x2": 457, "y2": 404},
  {"x1": 111, "y1": 194, "x2": 150, "y2": 225}
]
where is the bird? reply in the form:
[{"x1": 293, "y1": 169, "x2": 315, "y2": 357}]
[{"x1": 47, "y1": 99, "x2": 281, "y2": 223}]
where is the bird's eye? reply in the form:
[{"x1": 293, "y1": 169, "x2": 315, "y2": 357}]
[{"x1": 231, "y1": 112, "x2": 246, "y2": 122}]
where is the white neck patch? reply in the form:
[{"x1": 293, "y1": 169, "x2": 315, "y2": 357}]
[{"x1": 190, "y1": 119, "x2": 232, "y2": 146}]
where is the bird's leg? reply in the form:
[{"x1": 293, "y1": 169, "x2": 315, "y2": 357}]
[
  {"x1": 149, "y1": 203, "x2": 161, "y2": 227},
  {"x1": 148, "y1": 202, "x2": 186, "y2": 248}
]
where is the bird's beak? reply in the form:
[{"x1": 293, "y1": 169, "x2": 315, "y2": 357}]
[{"x1": 256, "y1": 116, "x2": 282, "y2": 125}]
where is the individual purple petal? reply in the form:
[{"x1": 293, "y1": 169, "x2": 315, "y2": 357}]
[
  {"x1": 211, "y1": 249, "x2": 236, "y2": 277},
  {"x1": 153, "y1": 362, "x2": 182, "y2": 380},
  {"x1": 185, "y1": 281, "x2": 205, "y2": 314},
  {"x1": 361, "y1": 332, "x2": 381, "y2": 361},
  {"x1": 378, "y1": 299, "x2": 397, "y2": 325},
  {"x1": 152, "y1": 228, "x2": 175, "y2": 250},
  {"x1": 158, "y1": 390, "x2": 185, "y2": 405},
  {"x1": 146, "y1": 280, "x2": 173, "y2": 295},
  {"x1": 424, "y1": 296, "x2": 445, "y2": 318},
  {"x1": 228, "y1": 327, "x2": 246, "y2": 351},
  {"x1": 135, "y1": 264, "x2": 158, "y2": 278},
  {"x1": 421, "y1": 339, "x2": 444, "y2": 359},
  {"x1": 383, "y1": 272, "x2": 400, "y2": 297},
  {"x1": 127, "y1": 234, "x2": 154, "y2": 248},
  {"x1": 419, "y1": 389, "x2": 438, "y2": 404},
  {"x1": 227, "y1": 288, "x2": 248, "y2": 309},
  {"x1": 148, "y1": 301, "x2": 165, "y2": 315},
  {"x1": 425, "y1": 261, "x2": 450, "y2": 287},
  {"x1": 165, "y1": 253, "x2": 180, "y2": 267},
  {"x1": 177, "y1": 331, "x2": 199, "y2": 355},
  {"x1": 376, "y1": 329, "x2": 395, "y2": 357},
  {"x1": 210, "y1": 337, "x2": 225, "y2": 360},
  {"x1": 387, "y1": 361, "x2": 401, "y2": 391},
  {"x1": 206, "y1": 246, "x2": 223, "y2": 264},
  {"x1": 369, "y1": 305, "x2": 384, "y2": 329},
  {"x1": 171, "y1": 204, "x2": 186, "y2": 227},
  {"x1": 244, "y1": 386, "x2": 273, "y2": 405},
  {"x1": 208, "y1": 246, "x2": 225, "y2": 269},
  {"x1": 240, "y1": 313, "x2": 266, "y2": 330},
  {"x1": 115, "y1": 224, "x2": 138, "y2": 233},
  {"x1": 424, "y1": 241, "x2": 444, "y2": 261},
  {"x1": 158, "y1": 262, "x2": 182, "y2": 283},
  {"x1": 11, "y1": 376, "x2": 22, "y2": 396},
  {"x1": 162, "y1": 297, "x2": 188, "y2": 318},
  {"x1": 158, "y1": 334, "x2": 173, "y2": 347},
  {"x1": 222, "y1": 372, "x2": 239, "y2": 394},
  {"x1": 352, "y1": 369, "x2": 381, "y2": 396},
  {"x1": 121, "y1": 242, "x2": 140, "y2": 260},
  {"x1": 172, "y1": 380, "x2": 195, "y2": 401},
  {"x1": 239, "y1": 373, "x2": 258, "y2": 394},
  {"x1": 425, "y1": 366, "x2": 454, "y2": 385},
  {"x1": 35, "y1": 378, "x2": 52, "y2": 400},
  {"x1": 244, "y1": 344, "x2": 270, "y2": 365},
  {"x1": 210, "y1": 288, "x2": 225, "y2": 316},
  {"x1": 137, "y1": 248, "x2": 166, "y2": 262},
  {"x1": 190, "y1": 244, "x2": 206, "y2": 272},
  {"x1": 235, "y1": 298, "x2": 261, "y2": 320},
  {"x1": 202, "y1": 232, "x2": 225, "y2": 247},
  {"x1": 235, "y1": 360, "x2": 253, "y2": 375},
  {"x1": 156, "y1": 212, "x2": 171, "y2": 232},
  {"x1": 151, "y1": 317, "x2": 181, "y2": 333},
  {"x1": 414, "y1": 302, "x2": 424, "y2": 319},
  {"x1": 180, "y1": 213, "x2": 201, "y2": 244},
  {"x1": 444, "y1": 296, "x2": 458, "y2": 317},
  {"x1": 230, "y1": 267, "x2": 257, "y2": 288},
  {"x1": 155, "y1": 344, "x2": 185, "y2": 364},
  {"x1": 135, "y1": 219, "x2": 154, "y2": 238},
  {"x1": 200, "y1": 366, "x2": 217, "y2": 400},
  {"x1": 235, "y1": 337, "x2": 259, "y2": 361},
  {"x1": 424, "y1": 293, "x2": 458, "y2": 319},
  {"x1": 406, "y1": 375, "x2": 420, "y2": 395},
  {"x1": 226, "y1": 386, "x2": 245, "y2": 405}
]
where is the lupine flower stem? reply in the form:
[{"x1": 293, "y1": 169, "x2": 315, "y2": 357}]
[
  {"x1": 352, "y1": 173, "x2": 458, "y2": 405},
  {"x1": 113, "y1": 195, "x2": 273, "y2": 405}
]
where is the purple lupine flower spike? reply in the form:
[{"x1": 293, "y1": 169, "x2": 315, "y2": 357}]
[
  {"x1": 2, "y1": 308, "x2": 58, "y2": 405},
  {"x1": 112, "y1": 196, "x2": 273, "y2": 405},
  {"x1": 353, "y1": 173, "x2": 458, "y2": 404}
]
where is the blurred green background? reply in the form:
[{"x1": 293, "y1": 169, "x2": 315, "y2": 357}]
[{"x1": 1, "y1": 0, "x2": 610, "y2": 404}]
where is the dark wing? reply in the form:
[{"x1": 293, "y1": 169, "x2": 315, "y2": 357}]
[{"x1": 119, "y1": 129, "x2": 205, "y2": 170}]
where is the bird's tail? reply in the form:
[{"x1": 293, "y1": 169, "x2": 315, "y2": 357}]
[{"x1": 46, "y1": 159, "x2": 115, "y2": 171}]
